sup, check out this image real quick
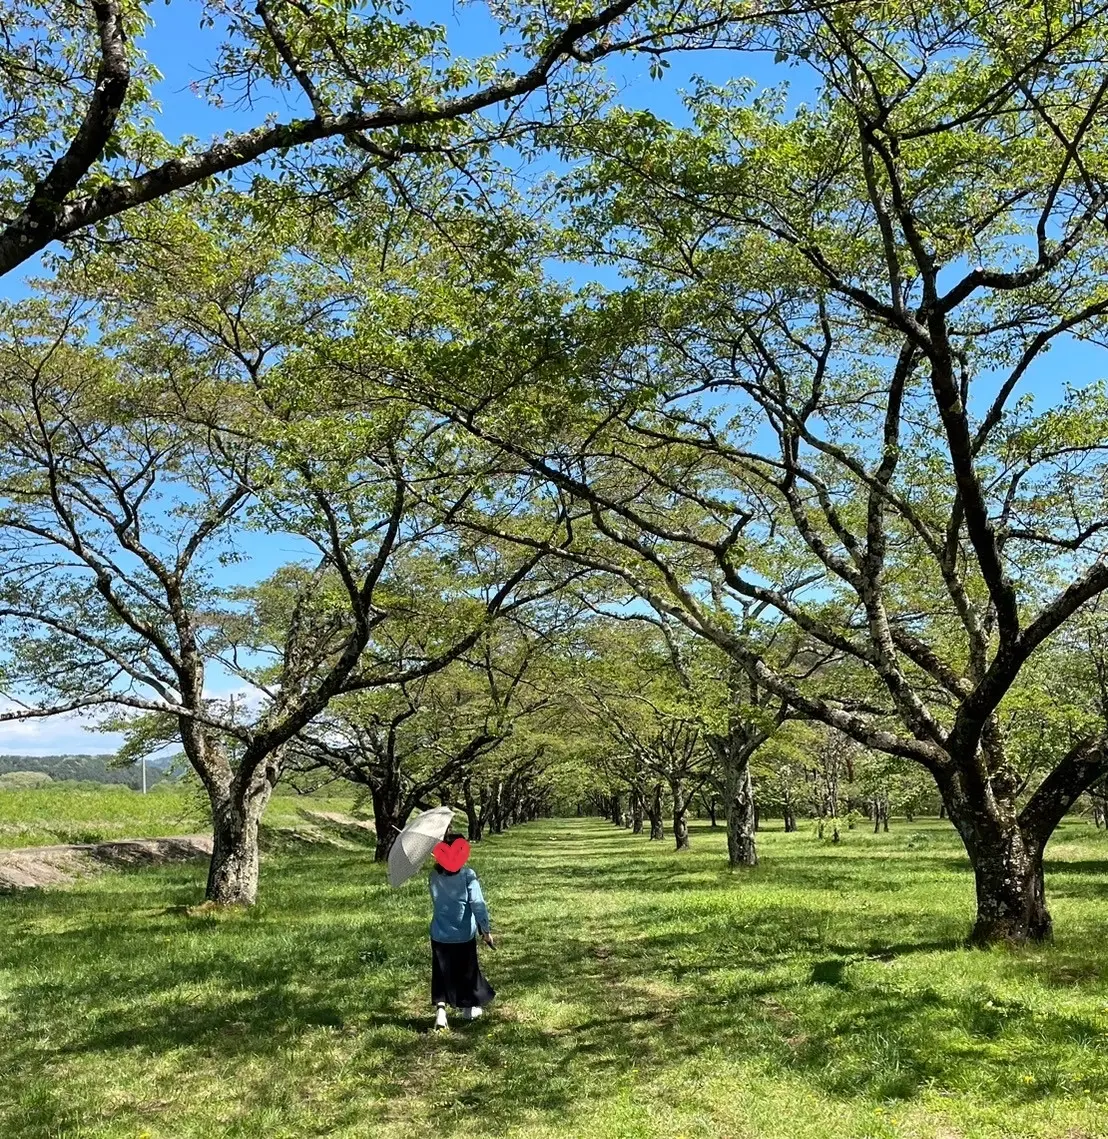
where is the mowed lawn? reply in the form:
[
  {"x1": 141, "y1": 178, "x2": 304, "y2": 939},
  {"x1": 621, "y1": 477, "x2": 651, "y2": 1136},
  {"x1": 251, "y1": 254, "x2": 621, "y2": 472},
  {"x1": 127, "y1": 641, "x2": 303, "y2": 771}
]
[{"x1": 3, "y1": 817, "x2": 1108, "y2": 1139}]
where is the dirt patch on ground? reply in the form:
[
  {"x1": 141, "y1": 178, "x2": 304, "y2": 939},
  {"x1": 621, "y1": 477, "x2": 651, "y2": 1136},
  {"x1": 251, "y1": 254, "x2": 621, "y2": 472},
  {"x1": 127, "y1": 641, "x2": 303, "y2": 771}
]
[
  {"x1": 0, "y1": 834, "x2": 212, "y2": 891},
  {"x1": 0, "y1": 847, "x2": 91, "y2": 890}
]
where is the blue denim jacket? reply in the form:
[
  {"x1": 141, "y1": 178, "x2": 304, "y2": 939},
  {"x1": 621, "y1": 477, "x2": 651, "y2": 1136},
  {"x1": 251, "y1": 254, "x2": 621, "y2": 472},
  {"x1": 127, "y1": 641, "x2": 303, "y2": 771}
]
[{"x1": 429, "y1": 866, "x2": 490, "y2": 943}]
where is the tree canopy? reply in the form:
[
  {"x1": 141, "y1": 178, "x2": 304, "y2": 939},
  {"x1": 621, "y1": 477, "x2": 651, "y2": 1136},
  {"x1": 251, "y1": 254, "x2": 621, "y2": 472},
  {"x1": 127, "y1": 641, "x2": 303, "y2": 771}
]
[{"x1": 4, "y1": 0, "x2": 1108, "y2": 945}]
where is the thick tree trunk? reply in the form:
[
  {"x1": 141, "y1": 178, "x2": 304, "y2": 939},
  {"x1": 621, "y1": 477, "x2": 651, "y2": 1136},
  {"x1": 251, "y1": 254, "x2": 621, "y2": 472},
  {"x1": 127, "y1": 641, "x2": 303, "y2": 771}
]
[
  {"x1": 969, "y1": 830, "x2": 1051, "y2": 944},
  {"x1": 725, "y1": 758, "x2": 758, "y2": 867},
  {"x1": 610, "y1": 792, "x2": 623, "y2": 826},
  {"x1": 942, "y1": 776, "x2": 1052, "y2": 945},
  {"x1": 206, "y1": 789, "x2": 270, "y2": 906},
  {"x1": 370, "y1": 786, "x2": 406, "y2": 862},
  {"x1": 374, "y1": 822, "x2": 399, "y2": 862},
  {"x1": 671, "y1": 778, "x2": 690, "y2": 851}
]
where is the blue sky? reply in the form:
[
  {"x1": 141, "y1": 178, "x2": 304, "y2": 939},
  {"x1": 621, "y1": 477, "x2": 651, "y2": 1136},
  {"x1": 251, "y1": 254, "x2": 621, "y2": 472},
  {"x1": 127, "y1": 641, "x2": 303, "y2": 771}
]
[{"x1": 0, "y1": 2, "x2": 1091, "y2": 754}]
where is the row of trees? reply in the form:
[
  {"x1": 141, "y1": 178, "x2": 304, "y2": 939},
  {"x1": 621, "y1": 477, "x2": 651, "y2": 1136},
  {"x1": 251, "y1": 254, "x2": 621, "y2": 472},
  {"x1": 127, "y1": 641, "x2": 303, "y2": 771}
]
[{"x1": 4, "y1": 0, "x2": 1108, "y2": 944}]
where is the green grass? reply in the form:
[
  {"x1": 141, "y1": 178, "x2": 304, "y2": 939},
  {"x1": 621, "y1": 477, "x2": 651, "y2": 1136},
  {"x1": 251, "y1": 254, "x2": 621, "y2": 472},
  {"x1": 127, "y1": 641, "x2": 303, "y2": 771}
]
[
  {"x1": 0, "y1": 784, "x2": 358, "y2": 848},
  {"x1": 3, "y1": 816, "x2": 1108, "y2": 1138}
]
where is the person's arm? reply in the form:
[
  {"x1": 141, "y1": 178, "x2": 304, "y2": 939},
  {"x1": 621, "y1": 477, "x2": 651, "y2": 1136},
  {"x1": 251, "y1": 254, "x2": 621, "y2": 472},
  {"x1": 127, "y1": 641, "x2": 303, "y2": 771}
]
[{"x1": 467, "y1": 871, "x2": 494, "y2": 946}]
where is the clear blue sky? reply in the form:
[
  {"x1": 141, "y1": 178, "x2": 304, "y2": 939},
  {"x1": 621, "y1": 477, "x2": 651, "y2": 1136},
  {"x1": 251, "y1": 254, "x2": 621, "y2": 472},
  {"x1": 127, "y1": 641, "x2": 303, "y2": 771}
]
[{"x1": 0, "y1": 2, "x2": 1087, "y2": 754}]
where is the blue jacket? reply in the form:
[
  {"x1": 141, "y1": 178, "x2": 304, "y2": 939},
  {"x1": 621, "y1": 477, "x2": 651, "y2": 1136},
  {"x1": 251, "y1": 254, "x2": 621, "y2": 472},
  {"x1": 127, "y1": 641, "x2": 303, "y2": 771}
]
[{"x1": 429, "y1": 866, "x2": 490, "y2": 943}]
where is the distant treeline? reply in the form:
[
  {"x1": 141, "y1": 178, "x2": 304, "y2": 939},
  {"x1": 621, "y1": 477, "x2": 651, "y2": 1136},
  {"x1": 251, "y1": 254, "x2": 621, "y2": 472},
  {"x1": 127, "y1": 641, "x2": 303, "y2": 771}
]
[{"x1": 0, "y1": 753, "x2": 179, "y2": 790}]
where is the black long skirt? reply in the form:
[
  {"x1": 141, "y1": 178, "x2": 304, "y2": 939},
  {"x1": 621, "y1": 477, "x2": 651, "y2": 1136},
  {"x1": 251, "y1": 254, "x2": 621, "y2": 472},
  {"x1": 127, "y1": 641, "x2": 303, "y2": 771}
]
[{"x1": 430, "y1": 938, "x2": 496, "y2": 1009}]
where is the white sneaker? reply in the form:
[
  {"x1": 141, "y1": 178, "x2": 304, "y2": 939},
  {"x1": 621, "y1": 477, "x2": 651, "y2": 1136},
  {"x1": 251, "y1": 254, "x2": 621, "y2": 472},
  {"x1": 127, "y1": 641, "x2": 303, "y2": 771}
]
[
  {"x1": 434, "y1": 1004, "x2": 448, "y2": 1030},
  {"x1": 462, "y1": 1006, "x2": 483, "y2": 1021}
]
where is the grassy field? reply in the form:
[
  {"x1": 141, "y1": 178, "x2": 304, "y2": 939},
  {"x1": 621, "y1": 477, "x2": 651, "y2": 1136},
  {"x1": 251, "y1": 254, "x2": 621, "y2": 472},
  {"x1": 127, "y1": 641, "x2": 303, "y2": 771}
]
[
  {"x1": 0, "y1": 783, "x2": 358, "y2": 848},
  {"x1": 2, "y1": 815, "x2": 1108, "y2": 1138}
]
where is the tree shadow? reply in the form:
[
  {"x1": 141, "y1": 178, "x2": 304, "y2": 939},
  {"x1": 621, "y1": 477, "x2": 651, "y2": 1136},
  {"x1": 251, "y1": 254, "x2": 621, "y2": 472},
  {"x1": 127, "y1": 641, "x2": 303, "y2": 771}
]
[{"x1": 6, "y1": 819, "x2": 1108, "y2": 1138}]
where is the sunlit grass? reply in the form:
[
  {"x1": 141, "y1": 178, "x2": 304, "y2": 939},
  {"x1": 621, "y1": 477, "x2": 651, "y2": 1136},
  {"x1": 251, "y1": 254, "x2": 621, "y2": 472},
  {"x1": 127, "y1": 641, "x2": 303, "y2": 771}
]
[
  {"x1": 0, "y1": 783, "x2": 357, "y2": 848},
  {"x1": 2, "y1": 815, "x2": 1108, "y2": 1137}
]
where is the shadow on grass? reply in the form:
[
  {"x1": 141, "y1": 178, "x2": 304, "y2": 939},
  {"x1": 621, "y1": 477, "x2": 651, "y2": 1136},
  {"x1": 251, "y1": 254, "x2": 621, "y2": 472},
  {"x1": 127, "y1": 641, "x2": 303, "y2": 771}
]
[{"x1": 4, "y1": 819, "x2": 1108, "y2": 1138}]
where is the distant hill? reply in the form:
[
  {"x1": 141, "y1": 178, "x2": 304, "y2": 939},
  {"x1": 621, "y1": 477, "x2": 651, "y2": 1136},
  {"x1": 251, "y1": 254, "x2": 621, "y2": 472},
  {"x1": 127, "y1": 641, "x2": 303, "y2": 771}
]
[{"x1": 0, "y1": 753, "x2": 179, "y2": 789}]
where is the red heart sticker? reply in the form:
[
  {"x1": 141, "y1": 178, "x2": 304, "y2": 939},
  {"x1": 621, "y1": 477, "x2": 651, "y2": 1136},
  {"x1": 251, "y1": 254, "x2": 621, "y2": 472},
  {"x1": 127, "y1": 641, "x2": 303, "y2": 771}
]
[{"x1": 432, "y1": 837, "x2": 470, "y2": 872}]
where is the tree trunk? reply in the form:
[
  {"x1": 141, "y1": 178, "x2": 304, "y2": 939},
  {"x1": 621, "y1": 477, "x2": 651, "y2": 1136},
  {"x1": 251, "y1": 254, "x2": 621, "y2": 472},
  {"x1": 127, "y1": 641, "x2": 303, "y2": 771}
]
[
  {"x1": 938, "y1": 802, "x2": 946, "y2": 820},
  {"x1": 1092, "y1": 790, "x2": 1108, "y2": 828},
  {"x1": 943, "y1": 779, "x2": 1052, "y2": 945},
  {"x1": 968, "y1": 829, "x2": 1051, "y2": 944},
  {"x1": 370, "y1": 785, "x2": 406, "y2": 862},
  {"x1": 783, "y1": 787, "x2": 797, "y2": 832},
  {"x1": 670, "y1": 778, "x2": 690, "y2": 851},
  {"x1": 872, "y1": 797, "x2": 889, "y2": 834},
  {"x1": 610, "y1": 792, "x2": 623, "y2": 827},
  {"x1": 631, "y1": 788, "x2": 644, "y2": 835},
  {"x1": 488, "y1": 781, "x2": 503, "y2": 834},
  {"x1": 648, "y1": 784, "x2": 665, "y2": 841},
  {"x1": 463, "y1": 779, "x2": 481, "y2": 842},
  {"x1": 725, "y1": 758, "x2": 758, "y2": 867},
  {"x1": 707, "y1": 797, "x2": 718, "y2": 827},
  {"x1": 206, "y1": 789, "x2": 269, "y2": 906}
]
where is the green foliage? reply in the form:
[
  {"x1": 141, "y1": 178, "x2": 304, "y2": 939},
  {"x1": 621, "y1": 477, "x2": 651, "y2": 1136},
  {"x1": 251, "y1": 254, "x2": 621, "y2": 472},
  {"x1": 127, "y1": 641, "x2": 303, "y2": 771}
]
[
  {"x1": 390, "y1": 0, "x2": 1108, "y2": 864},
  {"x1": 1, "y1": 0, "x2": 715, "y2": 272}
]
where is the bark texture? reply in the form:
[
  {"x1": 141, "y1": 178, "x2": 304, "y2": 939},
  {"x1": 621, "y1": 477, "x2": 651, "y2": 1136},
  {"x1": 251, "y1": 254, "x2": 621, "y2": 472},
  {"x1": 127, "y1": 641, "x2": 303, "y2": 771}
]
[
  {"x1": 725, "y1": 760, "x2": 758, "y2": 867},
  {"x1": 206, "y1": 788, "x2": 270, "y2": 906}
]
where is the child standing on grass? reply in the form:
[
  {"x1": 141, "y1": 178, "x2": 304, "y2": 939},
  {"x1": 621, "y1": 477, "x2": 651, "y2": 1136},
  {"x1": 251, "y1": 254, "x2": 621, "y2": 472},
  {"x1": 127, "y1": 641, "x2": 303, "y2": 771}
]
[{"x1": 428, "y1": 833, "x2": 496, "y2": 1031}]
